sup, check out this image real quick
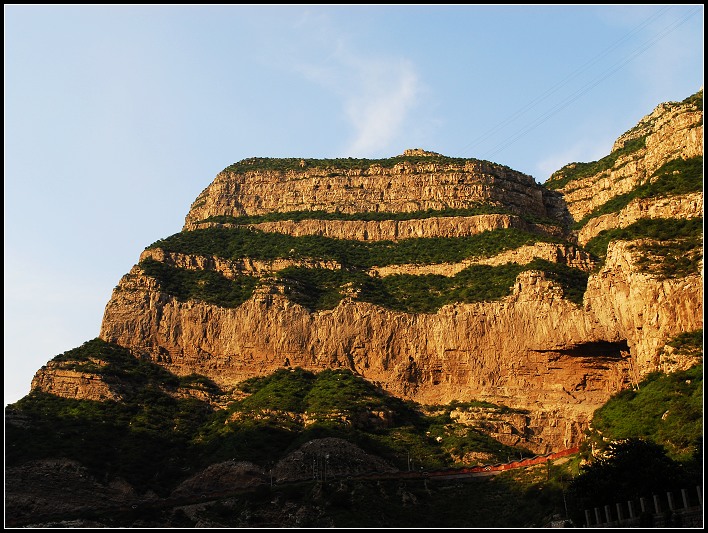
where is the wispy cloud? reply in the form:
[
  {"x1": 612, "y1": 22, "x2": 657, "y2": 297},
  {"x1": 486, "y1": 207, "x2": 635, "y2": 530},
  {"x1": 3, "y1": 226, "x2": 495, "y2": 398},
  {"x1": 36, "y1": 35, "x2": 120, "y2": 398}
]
[
  {"x1": 291, "y1": 13, "x2": 423, "y2": 157},
  {"x1": 342, "y1": 58, "x2": 420, "y2": 156}
]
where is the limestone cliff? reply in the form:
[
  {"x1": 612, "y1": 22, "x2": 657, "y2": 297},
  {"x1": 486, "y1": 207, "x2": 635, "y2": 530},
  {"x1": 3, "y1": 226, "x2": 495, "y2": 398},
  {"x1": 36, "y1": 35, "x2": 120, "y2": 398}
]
[
  {"x1": 184, "y1": 155, "x2": 570, "y2": 227},
  {"x1": 31, "y1": 364, "x2": 122, "y2": 402},
  {"x1": 27, "y1": 90, "x2": 704, "y2": 455},
  {"x1": 185, "y1": 214, "x2": 566, "y2": 240},
  {"x1": 545, "y1": 90, "x2": 702, "y2": 225}
]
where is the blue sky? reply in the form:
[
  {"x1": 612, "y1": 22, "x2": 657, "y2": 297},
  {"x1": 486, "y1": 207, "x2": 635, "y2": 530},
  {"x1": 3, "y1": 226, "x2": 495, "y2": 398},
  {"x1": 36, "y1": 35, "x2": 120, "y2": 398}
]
[{"x1": 4, "y1": 5, "x2": 703, "y2": 405}]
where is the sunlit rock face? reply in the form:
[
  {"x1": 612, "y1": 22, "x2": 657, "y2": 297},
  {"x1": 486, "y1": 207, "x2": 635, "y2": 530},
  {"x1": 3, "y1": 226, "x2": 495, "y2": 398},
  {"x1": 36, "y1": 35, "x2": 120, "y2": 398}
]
[{"x1": 33, "y1": 91, "x2": 704, "y2": 454}]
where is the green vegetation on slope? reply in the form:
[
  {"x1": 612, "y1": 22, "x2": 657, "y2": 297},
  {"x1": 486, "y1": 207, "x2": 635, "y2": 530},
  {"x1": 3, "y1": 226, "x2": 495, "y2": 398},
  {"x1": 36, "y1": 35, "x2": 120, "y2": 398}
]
[
  {"x1": 50, "y1": 337, "x2": 180, "y2": 387},
  {"x1": 588, "y1": 363, "x2": 703, "y2": 462},
  {"x1": 567, "y1": 439, "x2": 701, "y2": 526},
  {"x1": 359, "y1": 259, "x2": 588, "y2": 311},
  {"x1": 566, "y1": 347, "x2": 703, "y2": 523},
  {"x1": 276, "y1": 258, "x2": 588, "y2": 313},
  {"x1": 547, "y1": 89, "x2": 702, "y2": 192},
  {"x1": 667, "y1": 329, "x2": 703, "y2": 356},
  {"x1": 583, "y1": 217, "x2": 702, "y2": 279},
  {"x1": 139, "y1": 258, "x2": 258, "y2": 308},
  {"x1": 219, "y1": 367, "x2": 530, "y2": 469},
  {"x1": 545, "y1": 135, "x2": 647, "y2": 191},
  {"x1": 146, "y1": 226, "x2": 560, "y2": 269},
  {"x1": 615, "y1": 89, "x2": 703, "y2": 142},
  {"x1": 137, "y1": 249, "x2": 589, "y2": 313},
  {"x1": 141, "y1": 227, "x2": 589, "y2": 311},
  {"x1": 7, "y1": 347, "x2": 532, "y2": 497},
  {"x1": 221, "y1": 154, "x2": 517, "y2": 175},
  {"x1": 573, "y1": 156, "x2": 703, "y2": 229},
  {"x1": 681, "y1": 87, "x2": 703, "y2": 110},
  {"x1": 193, "y1": 206, "x2": 561, "y2": 228}
]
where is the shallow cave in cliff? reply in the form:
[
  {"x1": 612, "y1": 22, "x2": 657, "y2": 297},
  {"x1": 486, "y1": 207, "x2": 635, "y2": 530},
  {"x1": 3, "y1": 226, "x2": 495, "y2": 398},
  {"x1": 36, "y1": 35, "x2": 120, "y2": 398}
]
[{"x1": 556, "y1": 340, "x2": 630, "y2": 359}]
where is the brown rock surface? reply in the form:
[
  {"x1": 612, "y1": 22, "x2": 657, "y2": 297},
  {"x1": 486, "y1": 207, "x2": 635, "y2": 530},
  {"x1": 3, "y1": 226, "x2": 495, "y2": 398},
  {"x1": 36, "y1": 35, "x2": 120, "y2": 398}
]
[
  {"x1": 184, "y1": 159, "x2": 567, "y2": 227},
  {"x1": 185, "y1": 214, "x2": 566, "y2": 240},
  {"x1": 99, "y1": 266, "x2": 646, "y2": 453},
  {"x1": 583, "y1": 240, "x2": 703, "y2": 373},
  {"x1": 577, "y1": 192, "x2": 703, "y2": 245},
  {"x1": 25, "y1": 92, "x2": 705, "y2": 456},
  {"x1": 548, "y1": 97, "x2": 702, "y2": 222},
  {"x1": 31, "y1": 363, "x2": 121, "y2": 401}
]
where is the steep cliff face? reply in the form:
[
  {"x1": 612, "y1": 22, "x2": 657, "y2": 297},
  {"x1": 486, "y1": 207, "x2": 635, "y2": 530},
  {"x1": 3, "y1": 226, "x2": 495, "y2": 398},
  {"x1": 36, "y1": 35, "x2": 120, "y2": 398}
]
[
  {"x1": 545, "y1": 92, "x2": 702, "y2": 224},
  {"x1": 28, "y1": 90, "x2": 704, "y2": 455},
  {"x1": 584, "y1": 240, "x2": 703, "y2": 373},
  {"x1": 98, "y1": 264, "x2": 614, "y2": 453},
  {"x1": 186, "y1": 214, "x2": 565, "y2": 240},
  {"x1": 184, "y1": 156, "x2": 569, "y2": 227},
  {"x1": 31, "y1": 365, "x2": 121, "y2": 402},
  {"x1": 577, "y1": 192, "x2": 703, "y2": 245}
]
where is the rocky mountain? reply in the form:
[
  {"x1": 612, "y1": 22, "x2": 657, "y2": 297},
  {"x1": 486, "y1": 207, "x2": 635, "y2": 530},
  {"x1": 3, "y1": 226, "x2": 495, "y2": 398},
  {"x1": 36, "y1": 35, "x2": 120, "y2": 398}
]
[
  {"x1": 29, "y1": 91, "x2": 703, "y2": 454},
  {"x1": 6, "y1": 90, "x2": 703, "y2": 526}
]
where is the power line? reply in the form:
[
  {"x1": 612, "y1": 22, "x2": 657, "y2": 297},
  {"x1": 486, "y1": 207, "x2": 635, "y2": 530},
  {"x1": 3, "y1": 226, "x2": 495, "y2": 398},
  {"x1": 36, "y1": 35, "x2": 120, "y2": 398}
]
[
  {"x1": 479, "y1": 7, "x2": 702, "y2": 162},
  {"x1": 458, "y1": 5, "x2": 675, "y2": 157}
]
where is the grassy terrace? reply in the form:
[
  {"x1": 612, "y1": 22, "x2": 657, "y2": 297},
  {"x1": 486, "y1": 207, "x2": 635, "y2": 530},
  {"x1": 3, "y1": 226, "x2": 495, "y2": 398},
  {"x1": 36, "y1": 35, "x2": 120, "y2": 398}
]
[
  {"x1": 8, "y1": 346, "x2": 531, "y2": 496},
  {"x1": 138, "y1": 257, "x2": 588, "y2": 312},
  {"x1": 140, "y1": 227, "x2": 587, "y2": 311},
  {"x1": 139, "y1": 258, "x2": 258, "y2": 308},
  {"x1": 589, "y1": 361, "x2": 703, "y2": 462},
  {"x1": 278, "y1": 259, "x2": 588, "y2": 312},
  {"x1": 192, "y1": 206, "x2": 562, "y2": 228},
  {"x1": 545, "y1": 135, "x2": 647, "y2": 191},
  {"x1": 146, "y1": 227, "x2": 562, "y2": 269},
  {"x1": 584, "y1": 217, "x2": 702, "y2": 279},
  {"x1": 221, "y1": 154, "x2": 518, "y2": 174},
  {"x1": 572, "y1": 156, "x2": 703, "y2": 229}
]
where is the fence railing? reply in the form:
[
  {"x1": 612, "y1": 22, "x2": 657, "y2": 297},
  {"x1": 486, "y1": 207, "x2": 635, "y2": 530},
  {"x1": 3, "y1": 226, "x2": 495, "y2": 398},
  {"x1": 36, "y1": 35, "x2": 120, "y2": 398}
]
[{"x1": 583, "y1": 485, "x2": 703, "y2": 528}]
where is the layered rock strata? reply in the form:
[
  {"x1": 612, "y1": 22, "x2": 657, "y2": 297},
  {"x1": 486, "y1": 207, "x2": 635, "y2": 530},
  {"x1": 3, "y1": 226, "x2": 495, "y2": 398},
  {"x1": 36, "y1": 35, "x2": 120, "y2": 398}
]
[
  {"x1": 29, "y1": 91, "x2": 704, "y2": 454},
  {"x1": 185, "y1": 214, "x2": 566, "y2": 241},
  {"x1": 184, "y1": 158, "x2": 568, "y2": 226},
  {"x1": 547, "y1": 94, "x2": 702, "y2": 223}
]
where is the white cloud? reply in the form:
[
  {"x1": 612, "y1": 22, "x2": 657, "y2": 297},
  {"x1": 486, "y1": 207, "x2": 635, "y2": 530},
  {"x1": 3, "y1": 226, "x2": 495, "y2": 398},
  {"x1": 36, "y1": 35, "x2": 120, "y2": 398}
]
[
  {"x1": 342, "y1": 59, "x2": 420, "y2": 156},
  {"x1": 291, "y1": 15, "x2": 423, "y2": 157}
]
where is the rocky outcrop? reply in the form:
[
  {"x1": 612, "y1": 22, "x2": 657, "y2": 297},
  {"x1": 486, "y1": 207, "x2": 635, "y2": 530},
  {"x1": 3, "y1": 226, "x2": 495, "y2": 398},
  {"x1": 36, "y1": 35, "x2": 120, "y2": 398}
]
[
  {"x1": 100, "y1": 265, "x2": 637, "y2": 453},
  {"x1": 583, "y1": 240, "x2": 703, "y2": 373},
  {"x1": 31, "y1": 363, "x2": 121, "y2": 401},
  {"x1": 97, "y1": 227, "x2": 702, "y2": 453},
  {"x1": 141, "y1": 242, "x2": 593, "y2": 281},
  {"x1": 23, "y1": 91, "x2": 705, "y2": 455},
  {"x1": 184, "y1": 158, "x2": 568, "y2": 227},
  {"x1": 272, "y1": 438, "x2": 397, "y2": 482},
  {"x1": 547, "y1": 94, "x2": 702, "y2": 222},
  {"x1": 141, "y1": 248, "x2": 342, "y2": 278},
  {"x1": 370, "y1": 242, "x2": 595, "y2": 277},
  {"x1": 185, "y1": 214, "x2": 566, "y2": 240},
  {"x1": 171, "y1": 461, "x2": 266, "y2": 499},
  {"x1": 577, "y1": 192, "x2": 703, "y2": 245},
  {"x1": 4, "y1": 459, "x2": 140, "y2": 526}
]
